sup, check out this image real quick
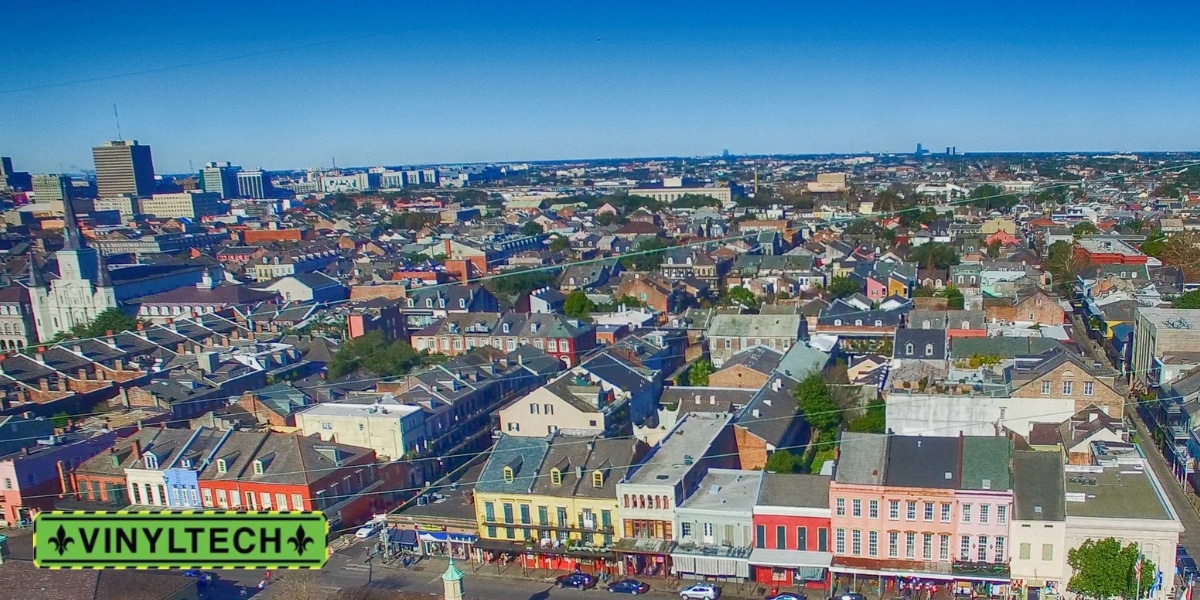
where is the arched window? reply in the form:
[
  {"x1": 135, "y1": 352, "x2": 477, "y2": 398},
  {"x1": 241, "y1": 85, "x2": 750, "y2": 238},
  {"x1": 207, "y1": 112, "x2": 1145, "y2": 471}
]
[
  {"x1": 922, "y1": 320, "x2": 931, "y2": 329},
  {"x1": 925, "y1": 343, "x2": 934, "y2": 356},
  {"x1": 624, "y1": 495, "x2": 630, "y2": 508},
  {"x1": 855, "y1": 319, "x2": 863, "y2": 326},
  {"x1": 653, "y1": 496, "x2": 660, "y2": 510},
  {"x1": 905, "y1": 343, "x2": 914, "y2": 355},
  {"x1": 962, "y1": 320, "x2": 970, "y2": 329},
  {"x1": 661, "y1": 496, "x2": 669, "y2": 509}
]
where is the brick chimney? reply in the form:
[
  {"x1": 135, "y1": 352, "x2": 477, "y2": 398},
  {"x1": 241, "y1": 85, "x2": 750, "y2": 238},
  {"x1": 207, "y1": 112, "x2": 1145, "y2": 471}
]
[{"x1": 131, "y1": 439, "x2": 142, "y2": 460}]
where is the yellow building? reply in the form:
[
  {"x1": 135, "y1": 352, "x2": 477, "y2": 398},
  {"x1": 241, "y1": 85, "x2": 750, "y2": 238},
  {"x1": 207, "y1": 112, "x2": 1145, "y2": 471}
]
[{"x1": 472, "y1": 434, "x2": 646, "y2": 570}]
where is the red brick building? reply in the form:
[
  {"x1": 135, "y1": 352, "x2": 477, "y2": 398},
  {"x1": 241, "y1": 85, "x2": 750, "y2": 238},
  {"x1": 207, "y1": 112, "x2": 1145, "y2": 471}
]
[
  {"x1": 751, "y1": 473, "x2": 833, "y2": 592},
  {"x1": 411, "y1": 312, "x2": 594, "y2": 367}
]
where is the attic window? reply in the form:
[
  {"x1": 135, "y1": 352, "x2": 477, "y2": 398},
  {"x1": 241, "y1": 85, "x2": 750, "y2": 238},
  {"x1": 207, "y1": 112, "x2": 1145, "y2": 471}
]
[
  {"x1": 592, "y1": 470, "x2": 604, "y2": 488},
  {"x1": 179, "y1": 458, "x2": 193, "y2": 469},
  {"x1": 982, "y1": 478, "x2": 992, "y2": 490},
  {"x1": 143, "y1": 454, "x2": 158, "y2": 469},
  {"x1": 503, "y1": 466, "x2": 515, "y2": 484},
  {"x1": 502, "y1": 323, "x2": 511, "y2": 334},
  {"x1": 925, "y1": 344, "x2": 934, "y2": 357},
  {"x1": 551, "y1": 468, "x2": 562, "y2": 485},
  {"x1": 426, "y1": 299, "x2": 433, "y2": 308},
  {"x1": 459, "y1": 298, "x2": 466, "y2": 309},
  {"x1": 216, "y1": 459, "x2": 227, "y2": 474},
  {"x1": 253, "y1": 459, "x2": 264, "y2": 475},
  {"x1": 905, "y1": 343, "x2": 914, "y2": 355},
  {"x1": 944, "y1": 472, "x2": 952, "y2": 480}
]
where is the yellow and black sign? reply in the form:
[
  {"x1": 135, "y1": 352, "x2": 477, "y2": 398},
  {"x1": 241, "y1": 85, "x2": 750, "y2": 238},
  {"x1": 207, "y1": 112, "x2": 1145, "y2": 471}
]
[{"x1": 34, "y1": 510, "x2": 329, "y2": 570}]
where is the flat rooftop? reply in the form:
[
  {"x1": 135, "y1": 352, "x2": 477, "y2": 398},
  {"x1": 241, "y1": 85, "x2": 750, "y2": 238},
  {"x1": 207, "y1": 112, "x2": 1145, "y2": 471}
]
[
  {"x1": 1063, "y1": 464, "x2": 1174, "y2": 521},
  {"x1": 298, "y1": 399, "x2": 422, "y2": 418},
  {"x1": 1077, "y1": 237, "x2": 1143, "y2": 257},
  {"x1": 1137, "y1": 308, "x2": 1200, "y2": 330},
  {"x1": 626, "y1": 412, "x2": 731, "y2": 487},
  {"x1": 394, "y1": 460, "x2": 485, "y2": 523},
  {"x1": 679, "y1": 469, "x2": 763, "y2": 513}
]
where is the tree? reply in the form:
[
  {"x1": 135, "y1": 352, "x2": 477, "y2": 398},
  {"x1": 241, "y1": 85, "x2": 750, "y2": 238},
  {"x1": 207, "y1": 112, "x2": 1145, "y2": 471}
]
[
  {"x1": 387, "y1": 212, "x2": 436, "y2": 231},
  {"x1": 621, "y1": 237, "x2": 672, "y2": 271},
  {"x1": 826, "y1": 276, "x2": 861, "y2": 299},
  {"x1": 939, "y1": 285, "x2": 965, "y2": 310},
  {"x1": 70, "y1": 307, "x2": 140, "y2": 339},
  {"x1": 562, "y1": 290, "x2": 595, "y2": 321},
  {"x1": 329, "y1": 193, "x2": 357, "y2": 214},
  {"x1": 327, "y1": 331, "x2": 442, "y2": 380},
  {"x1": 520, "y1": 221, "x2": 544, "y2": 236},
  {"x1": 1139, "y1": 230, "x2": 1167, "y2": 258},
  {"x1": 1174, "y1": 290, "x2": 1200, "y2": 309},
  {"x1": 549, "y1": 236, "x2": 570, "y2": 253},
  {"x1": 484, "y1": 268, "x2": 557, "y2": 300},
  {"x1": 51, "y1": 411, "x2": 72, "y2": 428},
  {"x1": 795, "y1": 374, "x2": 840, "y2": 433},
  {"x1": 1044, "y1": 240, "x2": 1087, "y2": 287},
  {"x1": 846, "y1": 400, "x2": 885, "y2": 433},
  {"x1": 724, "y1": 286, "x2": 760, "y2": 309},
  {"x1": 908, "y1": 243, "x2": 961, "y2": 270},
  {"x1": 688, "y1": 358, "x2": 713, "y2": 386},
  {"x1": 1072, "y1": 222, "x2": 1099, "y2": 237},
  {"x1": 1159, "y1": 231, "x2": 1200, "y2": 281},
  {"x1": 967, "y1": 184, "x2": 1019, "y2": 211},
  {"x1": 764, "y1": 450, "x2": 802, "y2": 473},
  {"x1": 986, "y1": 240, "x2": 1002, "y2": 259},
  {"x1": 1067, "y1": 537, "x2": 1154, "y2": 600}
]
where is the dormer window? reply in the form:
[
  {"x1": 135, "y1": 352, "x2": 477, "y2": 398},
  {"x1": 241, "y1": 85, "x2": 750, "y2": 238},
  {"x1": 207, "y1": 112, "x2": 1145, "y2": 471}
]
[
  {"x1": 592, "y1": 470, "x2": 604, "y2": 488},
  {"x1": 179, "y1": 458, "x2": 192, "y2": 469},
  {"x1": 407, "y1": 298, "x2": 415, "y2": 308},
  {"x1": 439, "y1": 298, "x2": 447, "y2": 308},
  {"x1": 925, "y1": 343, "x2": 934, "y2": 356},
  {"x1": 143, "y1": 454, "x2": 158, "y2": 469},
  {"x1": 905, "y1": 343, "x2": 914, "y2": 355},
  {"x1": 459, "y1": 298, "x2": 466, "y2": 309},
  {"x1": 502, "y1": 323, "x2": 511, "y2": 334},
  {"x1": 216, "y1": 459, "x2": 227, "y2": 474},
  {"x1": 550, "y1": 468, "x2": 562, "y2": 485},
  {"x1": 503, "y1": 466, "x2": 514, "y2": 484},
  {"x1": 426, "y1": 298, "x2": 433, "y2": 308},
  {"x1": 253, "y1": 459, "x2": 264, "y2": 475}
]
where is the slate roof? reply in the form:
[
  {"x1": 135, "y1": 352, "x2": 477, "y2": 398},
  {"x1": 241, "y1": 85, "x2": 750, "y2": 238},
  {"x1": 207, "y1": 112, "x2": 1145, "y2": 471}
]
[
  {"x1": 894, "y1": 329, "x2": 948, "y2": 360},
  {"x1": 735, "y1": 374, "x2": 801, "y2": 447},
  {"x1": 1012, "y1": 450, "x2": 1065, "y2": 521},
  {"x1": 960, "y1": 437, "x2": 1012, "y2": 491},
  {"x1": 884, "y1": 436, "x2": 961, "y2": 489},
  {"x1": 834, "y1": 432, "x2": 889, "y2": 485},
  {"x1": 660, "y1": 387, "x2": 755, "y2": 414},
  {"x1": 708, "y1": 314, "x2": 804, "y2": 339},
  {"x1": 757, "y1": 473, "x2": 831, "y2": 509},
  {"x1": 720, "y1": 346, "x2": 784, "y2": 375},
  {"x1": 531, "y1": 436, "x2": 644, "y2": 500},
  {"x1": 475, "y1": 434, "x2": 550, "y2": 495}
]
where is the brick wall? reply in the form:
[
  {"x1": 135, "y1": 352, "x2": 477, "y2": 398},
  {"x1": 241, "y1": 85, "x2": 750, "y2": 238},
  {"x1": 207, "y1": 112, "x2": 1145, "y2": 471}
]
[
  {"x1": 1010, "y1": 361, "x2": 1124, "y2": 417},
  {"x1": 734, "y1": 426, "x2": 769, "y2": 470},
  {"x1": 709, "y1": 365, "x2": 770, "y2": 390}
]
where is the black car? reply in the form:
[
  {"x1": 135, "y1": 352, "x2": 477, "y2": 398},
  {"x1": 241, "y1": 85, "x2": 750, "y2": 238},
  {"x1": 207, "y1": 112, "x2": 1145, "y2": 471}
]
[
  {"x1": 607, "y1": 579, "x2": 651, "y2": 594},
  {"x1": 556, "y1": 572, "x2": 597, "y2": 590}
]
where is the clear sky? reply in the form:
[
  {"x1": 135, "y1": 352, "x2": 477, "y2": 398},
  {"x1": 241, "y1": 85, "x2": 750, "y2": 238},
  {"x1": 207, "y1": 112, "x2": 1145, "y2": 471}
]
[{"x1": 2, "y1": 0, "x2": 1199, "y2": 174}]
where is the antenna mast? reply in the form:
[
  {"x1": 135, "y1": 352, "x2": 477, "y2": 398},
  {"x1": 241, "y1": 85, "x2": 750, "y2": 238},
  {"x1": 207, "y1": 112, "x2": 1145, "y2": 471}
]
[{"x1": 113, "y1": 103, "x2": 123, "y2": 141}]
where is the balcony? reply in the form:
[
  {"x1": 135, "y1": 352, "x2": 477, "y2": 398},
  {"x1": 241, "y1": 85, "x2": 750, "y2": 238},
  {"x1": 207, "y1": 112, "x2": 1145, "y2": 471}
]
[{"x1": 481, "y1": 520, "x2": 615, "y2": 534}]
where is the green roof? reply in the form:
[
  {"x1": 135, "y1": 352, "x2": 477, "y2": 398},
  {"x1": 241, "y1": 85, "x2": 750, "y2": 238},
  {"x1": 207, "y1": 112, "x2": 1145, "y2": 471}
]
[
  {"x1": 960, "y1": 437, "x2": 1012, "y2": 491},
  {"x1": 949, "y1": 337, "x2": 1064, "y2": 359}
]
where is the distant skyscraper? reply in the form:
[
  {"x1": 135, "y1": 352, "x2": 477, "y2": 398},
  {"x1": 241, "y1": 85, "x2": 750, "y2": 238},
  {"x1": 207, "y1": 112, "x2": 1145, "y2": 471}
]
[
  {"x1": 0, "y1": 157, "x2": 13, "y2": 191},
  {"x1": 237, "y1": 169, "x2": 272, "y2": 198},
  {"x1": 200, "y1": 161, "x2": 242, "y2": 199},
  {"x1": 1, "y1": 156, "x2": 32, "y2": 191},
  {"x1": 32, "y1": 174, "x2": 73, "y2": 204},
  {"x1": 915, "y1": 143, "x2": 925, "y2": 156},
  {"x1": 93, "y1": 140, "x2": 156, "y2": 198}
]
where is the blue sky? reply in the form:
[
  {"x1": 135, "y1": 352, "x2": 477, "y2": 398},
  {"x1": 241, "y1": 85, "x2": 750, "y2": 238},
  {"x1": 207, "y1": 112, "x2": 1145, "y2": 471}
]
[{"x1": 2, "y1": 0, "x2": 1199, "y2": 173}]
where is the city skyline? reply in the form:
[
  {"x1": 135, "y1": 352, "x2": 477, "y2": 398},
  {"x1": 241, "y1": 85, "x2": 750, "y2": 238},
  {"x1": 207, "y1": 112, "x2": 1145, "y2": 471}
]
[{"x1": 2, "y1": 0, "x2": 1200, "y2": 173}]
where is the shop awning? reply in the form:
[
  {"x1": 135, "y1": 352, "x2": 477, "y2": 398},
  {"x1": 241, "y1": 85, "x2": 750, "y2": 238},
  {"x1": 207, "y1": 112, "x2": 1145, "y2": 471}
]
[
  {"x1": 749, "y1": 549, "x2": 834, "y2": 569},
  {"x1": 671, "y1": 552, "x2": 750, "y2": 579},
  {"x1": 397, "y1": 529, "x2": 419, "y2": 547},
  {"x1": 419, "y1": 532, "x2": 447, "y2": 542},
  {"x1": 831, "y1": 566, "x2": 956, "y2": 581}
]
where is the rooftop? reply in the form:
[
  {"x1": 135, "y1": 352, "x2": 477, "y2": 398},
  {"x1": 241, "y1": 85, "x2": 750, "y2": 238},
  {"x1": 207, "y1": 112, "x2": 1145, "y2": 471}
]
[
  {"x1": 1063, "y1": 463, "x2": 1175, "y2": 521},
  {"x1": 625, "y1": 412, "x2": 732, "y2": 487},
  {"x1": 298, "y1": 397, "x2": 422, "y2": 419},
  {"x1": 757, "y1": 473, "x2": 831, "y2": 509},
  {"x1": 678, "y1": 468, "x2": 763, "y2": 513}
]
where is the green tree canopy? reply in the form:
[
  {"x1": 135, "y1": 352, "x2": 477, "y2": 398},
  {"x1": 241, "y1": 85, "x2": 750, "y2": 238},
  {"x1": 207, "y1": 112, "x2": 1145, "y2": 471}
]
[
  {"x1": 549, "y1": 236, "x2": 570, "y2": 253},
  {"x1": 621, "y1": 237, "x2": 672, "y2": 271},
  {"x1": 967, "y1": 184, "x2": 1019, "y2": 211},
  {"x1": 329, "y1": 193, "x2": 357, "y2": 213},
  {"x1": 563, "y1": 290, "x2": 596, "y2": 321},
  {"x1": 387, "y1": 212, "x2": 437, "y2": 231},
  {"x1": 1173, "y1": 290, "x2": 1200, "y2": 309},
  {"x1": 70, "y1": 307, "x2": 140, "y2": 339},
  {"x1": 939, "y1": 285, "x2": 965, "y2": 310},
  {"x1": 795, "y1": 374, "x2": 840, "y2": 433},
  {"x1": 485, "y1": 269, "x2": 557, "y2": 299},
  {"x1": 520, "y1": 221, "x2": 544, "y2": 236},
  {"x1": 1072, "y1": 222, "x2": 1099, "y2": 237},
  {"x1": 327, "y1": 330, "x2": 444, "y2": 380},
  {"x1": 764, "y1": 450, "x2": 802, "y2": 474},
  {"x1": 826, "y1": 276, "x2": 862, "y2": 299},
  {"x1": 724, "y1": 286, "x2": 760, "y2": 310},
  {"x1": 908, "y1": 243, "x2": 961, "y2": 270},
  {"x1": 1066, "y1": 537, "x2": 1155, "y2": 600},
  {"x1": 688, "y1": 358, "x2": 713, "y2": 386},
  {"x1": 846, "y1": 400, "x2": 885, "y2": 433},
  {"x1": 1139, "y1": 230, "x2": 1167, "y2": 258}
]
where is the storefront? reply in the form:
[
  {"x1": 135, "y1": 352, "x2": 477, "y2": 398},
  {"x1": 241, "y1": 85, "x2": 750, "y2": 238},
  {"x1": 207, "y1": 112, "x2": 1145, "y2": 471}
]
[
  {"x1": 749, "y1": 548, "x2": 833, "y2": 590},
  {"x1": 419, "y1": 531, "x2": 476, "y2": 560},
  {"x1": 613, "y1": 538, "x2": 674, "y2": 577},
  {"x1": 1011, "y1": 579, "x2": 1060, "y2": 600},
  {"x1": 670, "y1": 546, "x2": 753, "y2": 583}
]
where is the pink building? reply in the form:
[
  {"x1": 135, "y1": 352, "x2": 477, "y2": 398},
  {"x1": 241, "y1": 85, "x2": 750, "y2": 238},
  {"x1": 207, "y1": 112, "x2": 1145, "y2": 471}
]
[
  {"x1": 0, "y1": 429, "x2": 116, "y2": 526},
  {"x1": 829, "y1": 433, "x2": 1013, "y2": 596}
]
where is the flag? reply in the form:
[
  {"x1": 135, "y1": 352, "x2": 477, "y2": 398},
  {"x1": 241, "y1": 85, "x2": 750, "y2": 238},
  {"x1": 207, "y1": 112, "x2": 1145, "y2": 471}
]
[{"x1": 1136, "y1": 555, "x2": 1143, "y2": 581}]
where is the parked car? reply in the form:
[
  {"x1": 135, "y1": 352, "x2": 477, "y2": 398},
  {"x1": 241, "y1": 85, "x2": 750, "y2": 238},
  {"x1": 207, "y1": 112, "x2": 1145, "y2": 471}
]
[
  {"x1": 354, "y1": 521, "x2": 383, "y2": 538},
  {"x1": 767, "y1": 594, "x2": 807, "y2": 600},
  {"x1": 183, "y1": 570, "x2": 214, "y2": 585},
  {"x1": 680, "y1": 583, "x2": 721, "y2": 600},
  {"x1": 607, "y1": 579, "x2": 651, "y2": 594},
  {"x1": 832, "y1": 594, "x2": 867, "y2": 600},
  {"x1": 556, "y1": 572, "x2": 597, "y2": 590}
]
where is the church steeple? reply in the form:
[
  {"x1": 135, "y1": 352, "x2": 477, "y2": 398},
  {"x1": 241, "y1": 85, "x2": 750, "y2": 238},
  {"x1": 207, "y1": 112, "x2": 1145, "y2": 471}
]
[
  {"x1": 95, "y1": 250, "x2": 112, "y2": 287},
  {"x1": 27, "y1": 250, "x2": 44, "y2": 288},
  {"x1": 442, "y1": 556, "x2": 464, "y2": 600},
  {"x1": 61, "y1": 197, "x2": 85, "y2": 251}
]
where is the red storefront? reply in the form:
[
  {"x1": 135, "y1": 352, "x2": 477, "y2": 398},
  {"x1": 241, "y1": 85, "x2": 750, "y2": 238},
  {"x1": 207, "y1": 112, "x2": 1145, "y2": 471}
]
[{"x1": 750, "y1": 474, "x2": 833, "y2": 592}]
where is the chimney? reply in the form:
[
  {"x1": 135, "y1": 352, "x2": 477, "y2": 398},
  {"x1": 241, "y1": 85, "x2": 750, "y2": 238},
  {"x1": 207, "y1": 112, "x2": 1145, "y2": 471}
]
[
  {"x1": 131, "y1": 439, "x2": 142, "y2": 460},
  {"x1": 136, "y1": 322, "x2": 145, "y2": 331}
]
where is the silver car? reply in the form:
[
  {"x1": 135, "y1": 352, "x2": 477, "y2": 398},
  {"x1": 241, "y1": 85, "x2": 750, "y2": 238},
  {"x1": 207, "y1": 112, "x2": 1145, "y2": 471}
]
[{"x1": 679, "y1": 583, "x2": 721, "y2": 600}]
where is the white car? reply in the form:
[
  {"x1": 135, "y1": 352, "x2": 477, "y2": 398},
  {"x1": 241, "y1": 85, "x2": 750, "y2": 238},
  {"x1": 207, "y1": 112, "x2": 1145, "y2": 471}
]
[
  {"x1": 354, "y1": 522, "x2": 383, "y2": 538},
  {"x1": 680, "y1": 583, "x2": 721, "y2": 600}
]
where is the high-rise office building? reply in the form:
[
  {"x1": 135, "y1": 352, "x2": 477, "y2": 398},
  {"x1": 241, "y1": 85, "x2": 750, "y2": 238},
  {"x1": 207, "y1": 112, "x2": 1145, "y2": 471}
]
[
  {"x1": 200, "y1": 161, "x2": 241, "y2": 199},
  {"x1": 31, "y1": 174, "x2": 73, "y2": 204},
  {"x1": 1, "y1": 156, "x2": 32, "y2": 191},
  {"x1": 0, "y1": 157, "x2": 13, "y2": 191},
  {"x1": 236, "y1": 169, "x2": 272, "y2": 198},
  {"x1": 92, "y1": 140, "x2": 156, "y2": 198}
]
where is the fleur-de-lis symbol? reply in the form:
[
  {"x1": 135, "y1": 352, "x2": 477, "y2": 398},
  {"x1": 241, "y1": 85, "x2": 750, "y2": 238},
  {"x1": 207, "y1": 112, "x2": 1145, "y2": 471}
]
[
  {"x1": 49, "y1": 525, "x2": 74, "y2": 556},
  {"x1": 287, "y1": 525, "x2": 314, "y2": 554}
]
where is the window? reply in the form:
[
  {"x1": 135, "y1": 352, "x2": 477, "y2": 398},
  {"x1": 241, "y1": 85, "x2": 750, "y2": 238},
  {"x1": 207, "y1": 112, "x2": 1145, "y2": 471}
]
[
  {"x1": 960, "y1": 535, "x2": 970, "y2": 560},
  {"x1": 292, "y1": 494, "x2": 304, "y2": 510},
  {"x1": 906, "y1": 500, "x2": 917, "y2": 520},
  {"x1": 977, "y1": 536, "x2": 988, "y2": 562},
  {"x1": 260, "y1": 492, "x2": 272, "y2": 509},
  {"x1": 592, "y1": 471, "x2": 604, "y2": 488},
  {"x1": 503, "y1": 466, "x2": 514, "y2": 484},
  {"x1": 834, "y1": 319, "x2": 842, "y2": 326},
  {"x1": 905, "y1": 532, "x2": 916, "y2": 558},
  {"x1": 941, "y1": 503, "x2": 951, "y2": 522},
  {"x1": 1062, "y1": 381, "x2": 1073, "y2": 395},
  {"x1": 216, "y1": 459, "x2": 227, "y2": 474},
  {"x1": 519, "y1": 505, "x2": 531, "y2": 525},
  {"x1": 143, "y1": 454, "x2": 158, "y2": 469},
  {"x1": 1084, "y1": 381, "x2": 1094, "y2": 396},
  {"x1": 995, "y1": 537, "x2": 1006, "y2": 563},
  {"x1": 962, "y1": 503, "x2": 972, "y2": 523},
  {"x1": 538, "y1": 506, "x2": 549, "y2": 525},
  {"x1": 869, "y1": 500, "x2": 879, "y2": 519},
  {"x1": 940, "y1": 534, "x2": 950, "y2": 561},
  {"x1": 276, "y1": 493, "x2": 288, "y2": 511},
  {"x1": 2, "y1": 478, "x2": 9, "y2": 490},
  {"x1": 868, "y1": 530, "x2": 878, "y2": 557},
  {"x1": 557, "y1": 507, "x2": 568, "y2": 526},
  {"x1": 797, "y1": 527, "x2": 807, "y2": 551},
  {"x1": 888, "y1": 531, "x2": 899, "y2": 558},
  {"x1": 776, "y1": 526, "x2": 787, "y2": 550},
  {"x1": 1042, "y1": 543, "x2": 1054, "y2": 561},
  {"x1": 836, "y1": 497, "x2": 846, "y2": 516},
  {"x1": 852, "y1": 498, "x2": 862, "y2": 517},
  {"x1": 923, "y1": 502, "x2": 934, "y2": 521},
  {"x1": 998, "y1": 505, "x2": 1008, "y2": 525},
  {"x1": 925, "y1": 343, "x2": 934, "y2": 356},
  {"x1": 131, "y1": 483, "x2": 141, "y2": 504},
  {"x1": 980, "y1": 504, "x2": 990, "y2": 524},
  {"x1": 818, "y1": 528, "x2": 828, "y2": 552},
  {"x1": 889, "y1": 500, "x2": 899, "y2": 520},
  {"x1": 923, "y1": 533, "x2": 933, "y2": 559},
  {"x1": 703, "y1": 522, "x2": 714, "y2": 542},
  {"x1": 906, "y1": 343, "x2": 914, "y2": 355},
  {"x1": 835, "y1": 529, "x2": 845, "y2": 554},
  {"x1": 544, "y1": 404, "x2": 554, "y2": 415},
  {"x1": 530, "y1": 404, "x2": 539, "y2": 414},
  {"x1": 253, "y1": 460, "x2": 264, "y2": 475},
  {"x1": 1019, "y1": 543, "x2": 1031, "y2": 560},
  {"x1": 1041, "y1": 381, "x2": 1051, "y2": 395},
  {"x1": 852, "y1": 530, "x2": 862, "y2": 555},
  {"x1": 506, "y1": 422, "x2": 520, "y2": 432}
]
